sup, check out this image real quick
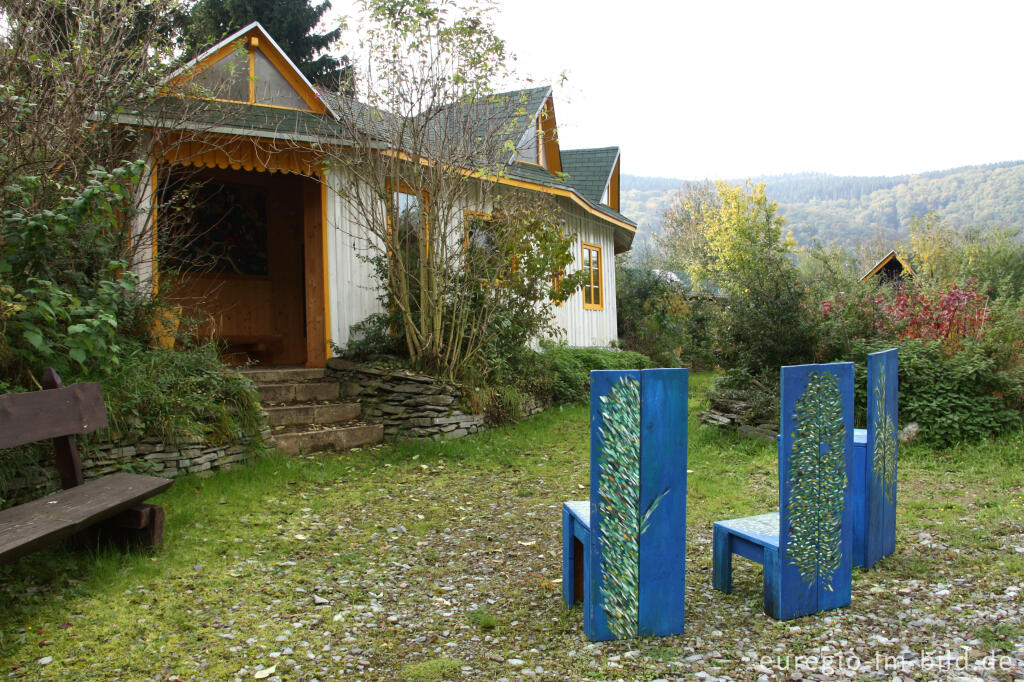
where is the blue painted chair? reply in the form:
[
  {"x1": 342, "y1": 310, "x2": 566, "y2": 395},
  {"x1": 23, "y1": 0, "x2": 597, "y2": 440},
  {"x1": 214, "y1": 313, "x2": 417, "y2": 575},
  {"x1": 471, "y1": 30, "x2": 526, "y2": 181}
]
[
  {"x1": 712, "y1": 362, "x2": 855, "y2": 621},
  {"x1": 852, "y1": 348, "x2": 898, "y2": 569},
  {"x1": 562, "y1": 368, "x2": 688, "y2": 641}
]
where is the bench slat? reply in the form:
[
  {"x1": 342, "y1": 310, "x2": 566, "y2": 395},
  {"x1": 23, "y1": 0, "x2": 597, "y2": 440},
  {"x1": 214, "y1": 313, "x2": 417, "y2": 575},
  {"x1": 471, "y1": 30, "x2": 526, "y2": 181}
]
[
  {"x1": 0, "y1": 383, "x2": 108, "y2": 449},
  {"x1": 0, "y1": 473, "x2": 172, "y2": 564}
]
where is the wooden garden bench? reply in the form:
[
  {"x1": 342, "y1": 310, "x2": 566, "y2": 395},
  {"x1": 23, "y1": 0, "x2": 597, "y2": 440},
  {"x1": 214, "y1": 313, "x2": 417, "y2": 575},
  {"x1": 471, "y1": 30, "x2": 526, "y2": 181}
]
[
  {"x1": 852, "y1": 348, "x2": 898, "y2": 569},
  {"x1": 0, "y1": 369, "x2": 173, "y2": 565},
  {"x1": 562, "y1": 368, "x2": 688, "y2": 641},
  {"x1": 713, "y1": 362, "x2": 855, "y2": 621}
]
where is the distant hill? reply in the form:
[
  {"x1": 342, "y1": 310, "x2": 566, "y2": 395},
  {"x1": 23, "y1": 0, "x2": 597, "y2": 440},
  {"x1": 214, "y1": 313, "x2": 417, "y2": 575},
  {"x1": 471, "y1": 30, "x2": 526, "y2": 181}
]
[{"x1": 621, "y1": 161, "x2": 1024, "y2": 249}]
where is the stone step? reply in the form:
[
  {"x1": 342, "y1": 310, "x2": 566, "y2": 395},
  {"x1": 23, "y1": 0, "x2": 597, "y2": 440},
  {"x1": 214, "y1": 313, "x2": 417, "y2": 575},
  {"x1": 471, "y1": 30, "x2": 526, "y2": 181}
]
[
  {"x1": 238, "y1": 367, "x2": 325, "y2": 383},
  {"x1": 264, "y1": 402, "x2": 361, "y2": 427},
  {"x1": 273, "y1": 424, "x2": 383, "y2": 455},
  {"x1": 257, "y1": 381, "x2": 340, "y2": 404}
]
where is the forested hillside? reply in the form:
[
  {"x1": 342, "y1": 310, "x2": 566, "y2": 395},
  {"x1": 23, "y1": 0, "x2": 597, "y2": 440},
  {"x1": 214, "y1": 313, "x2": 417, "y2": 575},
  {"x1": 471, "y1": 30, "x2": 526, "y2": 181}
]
[{"x1": 621, "y1": 161, "x2": 1024, "y2": 248}]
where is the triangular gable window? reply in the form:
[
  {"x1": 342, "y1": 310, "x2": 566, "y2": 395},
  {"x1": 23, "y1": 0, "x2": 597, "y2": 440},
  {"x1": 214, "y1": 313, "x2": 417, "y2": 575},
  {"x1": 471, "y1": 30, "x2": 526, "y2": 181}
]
[
  {"x1": 253, "y1": 51, "x2": 307, "y2": 109},
  {"x1": 189, "y1": 38, "x2": 312, "y2": 112},
  {"x1": 193, "y1": 47, "x2": 250, "y2": 103}
]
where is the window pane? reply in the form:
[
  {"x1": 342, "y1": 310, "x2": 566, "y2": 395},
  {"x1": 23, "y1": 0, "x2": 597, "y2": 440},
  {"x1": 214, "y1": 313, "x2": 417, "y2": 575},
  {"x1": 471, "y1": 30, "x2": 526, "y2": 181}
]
[
  {"x1": 194, "y1": 49, "x2": 250, "y2": 102},
  {"x1": 393, "y1": 191, "x2": 420, "y2": 263},
  {"x1": 253, "y1": 51, "x2": 309, "y2": 110}
]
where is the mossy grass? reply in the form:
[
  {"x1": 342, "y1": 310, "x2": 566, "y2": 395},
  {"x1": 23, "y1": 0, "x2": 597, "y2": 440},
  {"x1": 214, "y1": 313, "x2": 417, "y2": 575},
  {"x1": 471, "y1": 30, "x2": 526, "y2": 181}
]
[{"x1": 1, "y1": 371, "x2": 1022, "y2": 679}]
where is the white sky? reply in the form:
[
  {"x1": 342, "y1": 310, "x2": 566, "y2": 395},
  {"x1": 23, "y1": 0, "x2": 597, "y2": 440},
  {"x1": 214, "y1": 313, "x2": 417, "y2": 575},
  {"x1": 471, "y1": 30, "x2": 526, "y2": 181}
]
[{"x1": 326, "y1": 1, "x2": 1024, "y2": 180}]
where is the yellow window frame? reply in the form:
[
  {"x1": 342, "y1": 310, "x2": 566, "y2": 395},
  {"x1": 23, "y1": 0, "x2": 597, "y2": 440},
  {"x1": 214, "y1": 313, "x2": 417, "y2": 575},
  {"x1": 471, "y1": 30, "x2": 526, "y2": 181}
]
[{"x1": 581, "y1": 241, "x2": 603, "y2": 310}]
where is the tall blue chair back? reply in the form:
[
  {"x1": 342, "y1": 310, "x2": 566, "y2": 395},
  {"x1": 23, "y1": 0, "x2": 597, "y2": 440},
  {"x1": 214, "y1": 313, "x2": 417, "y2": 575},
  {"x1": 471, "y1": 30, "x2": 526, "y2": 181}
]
[
  {"x1": 853, "y1": 348, "x2": 898, "y2": 568},
  {"x1": 562, "y1": 368, "x2": 688, "y2": 640}
]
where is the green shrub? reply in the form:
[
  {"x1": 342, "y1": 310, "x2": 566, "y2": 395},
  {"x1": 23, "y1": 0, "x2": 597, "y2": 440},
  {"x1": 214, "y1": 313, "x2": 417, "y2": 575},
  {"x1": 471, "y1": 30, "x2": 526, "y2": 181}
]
[
  {"x1": 706, "y1": 367, "x2": 779, "y2": 425},
  {"x1": 514, "y1": 342, "x2": 654, "y2": 406},
  {"x1": 98, "y1": 343, "x2": 266, "y2": 447},
  {"x1": 850, "y1": 338, "x2": 1022, "y2": 447},
  {"x1": 0, "y1": 166, "x2": 153, "y2": 388},
  {"x1": 0, "y1": 343, "x2": 267, "y2": 506},
  {"x1": 336, "y1": 311, "x2": 408, "y2": 360},
  {"x1": 483, "y1": 383, "x2": 531, "y2": 425},
  {"x1": 616, "y1": 266, "x2": 717, "y2": 369}
]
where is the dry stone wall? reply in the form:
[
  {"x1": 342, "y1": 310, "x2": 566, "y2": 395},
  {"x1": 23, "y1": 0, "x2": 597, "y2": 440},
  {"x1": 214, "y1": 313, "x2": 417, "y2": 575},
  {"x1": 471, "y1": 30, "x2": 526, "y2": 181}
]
[
  {"x1": 326, "y1": 359, "x2": 485, "y2": 439},
  {"x1": 3, "y1": 430, "x2": 268, "y2": 505}
]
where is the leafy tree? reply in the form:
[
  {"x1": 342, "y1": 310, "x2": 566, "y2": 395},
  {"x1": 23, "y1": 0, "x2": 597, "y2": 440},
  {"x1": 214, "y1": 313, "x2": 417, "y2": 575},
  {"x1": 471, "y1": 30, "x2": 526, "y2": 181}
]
[
  {"x1": 654, "y1": 180, "x2": 718, "y2": 275},
  {"x1": 184, "y1": 0, "x2": 351, "y2": 88},
  {"x1": 324, "y1": 0, "x2": 584, "y2": 379},
  {"x1": 659, "y1": 181, "x2": 814, "y2": 373}
]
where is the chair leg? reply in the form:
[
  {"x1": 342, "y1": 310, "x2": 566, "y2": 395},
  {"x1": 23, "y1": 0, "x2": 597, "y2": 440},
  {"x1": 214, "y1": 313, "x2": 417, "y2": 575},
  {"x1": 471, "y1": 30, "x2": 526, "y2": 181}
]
[
  {"x1": 712, "y1": 525, "x2": 732, "y2": 594},
  {"x1": 561, "y1": 507, "x2": 574, "y2": 606},
  {"x1": 763, "y1": 547, "x2": 781, "y2": 620}
]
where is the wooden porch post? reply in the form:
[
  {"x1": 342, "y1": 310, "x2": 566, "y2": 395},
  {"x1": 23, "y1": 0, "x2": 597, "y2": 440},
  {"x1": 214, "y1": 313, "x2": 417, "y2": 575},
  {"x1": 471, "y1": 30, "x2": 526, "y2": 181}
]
[{"x1": 303, "y1": 177, "x2": 330, "y2": 367}]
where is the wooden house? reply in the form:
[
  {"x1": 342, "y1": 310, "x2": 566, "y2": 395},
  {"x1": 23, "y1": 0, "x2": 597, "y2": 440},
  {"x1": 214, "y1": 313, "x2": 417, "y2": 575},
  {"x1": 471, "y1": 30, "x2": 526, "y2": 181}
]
[{"x1": 124, "y1": 22, "x2": 636, "y2": 367}]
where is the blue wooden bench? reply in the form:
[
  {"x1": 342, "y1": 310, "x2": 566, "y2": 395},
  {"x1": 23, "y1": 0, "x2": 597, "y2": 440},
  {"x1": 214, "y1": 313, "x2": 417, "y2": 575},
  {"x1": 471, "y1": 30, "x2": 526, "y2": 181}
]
[
  {"x1": 712, "y1": 362, "x2": 855, "y2": 621},
  {"x1": 852, "y1": 348, "x2": 898, "y2": 569},
  {"x1": 562, "y1": 368, "x2": 688, "y2": 641}
]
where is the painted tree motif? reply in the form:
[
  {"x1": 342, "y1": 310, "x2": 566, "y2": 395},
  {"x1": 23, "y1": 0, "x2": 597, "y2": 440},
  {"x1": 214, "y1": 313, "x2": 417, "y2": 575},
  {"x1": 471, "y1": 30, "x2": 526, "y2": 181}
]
[
  {"x1": 872, "y1": 370, "x2": 898, "y2": 504},
  {"x1": 596, "y1": 376, "x2": 670, "y2": 639},
  {"x1": 597, "y1": 376, "x2": 641, "y2": 639},
  {"x1": 787, "y1": 370, "x2": 847, "y2": 591}
]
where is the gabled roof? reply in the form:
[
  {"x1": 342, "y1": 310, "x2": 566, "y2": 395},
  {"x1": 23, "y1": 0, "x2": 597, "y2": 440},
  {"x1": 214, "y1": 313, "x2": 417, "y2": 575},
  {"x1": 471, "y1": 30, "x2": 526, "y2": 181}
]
[
  {"x1": 169, "y1": 21, "x2": 335, "y2": 118},
  {"x1": 860, "y1": 250, "x2": 916, "y2": 283},
  {"x1": 316, "y1": 89, "x2": 401, "y2": 142},
  {"x1": 561, "y1": 147, "x2": 620, "y2": 204},
  {"x1": 315, "y1": 86, "x2": 550, "y2": 159},
  {"x1": 147, "y1": 27, "x2": 634, "y2": 247},
  {"x1": 450, "y1": 85, "x2": 550, "y2": 162}
]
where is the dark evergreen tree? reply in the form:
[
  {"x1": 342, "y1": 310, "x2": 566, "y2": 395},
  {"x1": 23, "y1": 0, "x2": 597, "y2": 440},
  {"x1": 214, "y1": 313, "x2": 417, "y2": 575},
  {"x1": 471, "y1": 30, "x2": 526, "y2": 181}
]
[{"x1": 184, "y1": 0, "x2": 351, "y2": 89}]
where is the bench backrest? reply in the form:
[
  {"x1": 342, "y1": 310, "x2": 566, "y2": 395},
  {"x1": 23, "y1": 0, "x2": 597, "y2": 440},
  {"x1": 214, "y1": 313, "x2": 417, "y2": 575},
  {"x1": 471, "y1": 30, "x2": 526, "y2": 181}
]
[
  {"x1": 0, "y1": 368, "x2": 107, "y2": 489},
  {"x1": 588, "y1": 368, "x2": 688, "y2": 640},
  {"x1": 865, "y1": 347, "x2": 898, "y2": 565},
  {"x1": 777, "y1": 361, "x2": 854, "y2": 620}
]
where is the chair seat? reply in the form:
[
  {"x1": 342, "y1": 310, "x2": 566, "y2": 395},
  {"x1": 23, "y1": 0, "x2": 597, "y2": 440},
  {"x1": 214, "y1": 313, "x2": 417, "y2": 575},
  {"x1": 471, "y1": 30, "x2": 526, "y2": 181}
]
[
  {"x1": 564, "y1": 500, "x2": 590, "y2": 530},
  {"x1": 854, "y1": 428, "x2": 867, "y2": 446},
  {"x1": 714, "y1": 512, "x2": 780, "y2": 549}
]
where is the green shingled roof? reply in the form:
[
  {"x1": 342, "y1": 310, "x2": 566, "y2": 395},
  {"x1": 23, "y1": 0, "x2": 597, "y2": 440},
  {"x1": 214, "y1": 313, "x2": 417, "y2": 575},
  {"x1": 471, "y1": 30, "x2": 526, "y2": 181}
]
[
  {"x1": 504, "y1": 161, "x2": 636, "y2": 231},
  {"x1": 561, "y1": 147, "x2": 619, "y2": 204},
  {"x1": 129, "y1": 83, "x2": 635, "y2": 245},
  {"x1": 133, "y1": 97, "x2": 350, "y2": 143}
]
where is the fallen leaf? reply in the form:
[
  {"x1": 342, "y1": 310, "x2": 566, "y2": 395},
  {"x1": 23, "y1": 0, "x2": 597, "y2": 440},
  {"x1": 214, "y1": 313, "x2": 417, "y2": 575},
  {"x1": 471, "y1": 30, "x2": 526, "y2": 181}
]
[{"x1": 254, "y1": 664, "x2": 276, "y2": 679}]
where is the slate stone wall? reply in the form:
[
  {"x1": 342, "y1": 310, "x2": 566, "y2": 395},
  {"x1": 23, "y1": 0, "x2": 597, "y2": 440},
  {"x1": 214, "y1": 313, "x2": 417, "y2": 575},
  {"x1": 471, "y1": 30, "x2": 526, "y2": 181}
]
[
  {"x1": 2, "y1": 430, "x2": 268, "y2": 506},
  {"x1": 325, "y1": 359, "x2": 486, "y2": 439}
]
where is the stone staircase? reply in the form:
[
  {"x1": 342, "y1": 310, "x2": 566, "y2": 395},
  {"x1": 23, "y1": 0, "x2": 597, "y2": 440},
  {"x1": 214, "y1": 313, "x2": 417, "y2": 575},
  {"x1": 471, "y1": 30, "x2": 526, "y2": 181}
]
[{"x1": 238, "y1": 367, "x2": 383, "y2": 455}]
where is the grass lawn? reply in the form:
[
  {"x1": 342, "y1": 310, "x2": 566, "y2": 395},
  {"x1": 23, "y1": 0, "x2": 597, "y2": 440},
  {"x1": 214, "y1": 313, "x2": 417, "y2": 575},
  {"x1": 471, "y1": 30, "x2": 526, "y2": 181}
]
[{"x1": 2, "y1": 372, "x2": 1023, "y2": 680}]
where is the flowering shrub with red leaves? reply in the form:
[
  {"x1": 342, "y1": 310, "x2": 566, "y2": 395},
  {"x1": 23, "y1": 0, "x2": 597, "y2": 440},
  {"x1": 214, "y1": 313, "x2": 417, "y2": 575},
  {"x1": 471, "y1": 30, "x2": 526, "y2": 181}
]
[
  {"x1": 885, "y1": 280, "x2": 990, "y2": 349},
  {"x1": 812, "y1": 278, "x2": 1023, "y2": 445}
]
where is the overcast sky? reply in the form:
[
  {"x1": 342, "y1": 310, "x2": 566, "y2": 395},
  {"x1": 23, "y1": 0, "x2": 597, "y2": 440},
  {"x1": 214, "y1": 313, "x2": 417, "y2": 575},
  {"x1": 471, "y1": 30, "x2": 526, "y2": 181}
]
[{"x1": 327, "y1": 1, "x2": 1024, "y2": 180}]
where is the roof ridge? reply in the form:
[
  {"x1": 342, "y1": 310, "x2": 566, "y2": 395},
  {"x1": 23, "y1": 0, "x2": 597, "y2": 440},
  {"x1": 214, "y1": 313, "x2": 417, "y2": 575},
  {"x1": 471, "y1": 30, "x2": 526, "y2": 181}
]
[{"x1": 562, "y1": 146, "x2": 620, "y2": 153}]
